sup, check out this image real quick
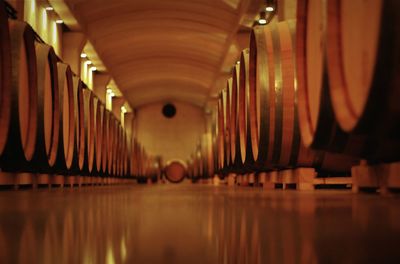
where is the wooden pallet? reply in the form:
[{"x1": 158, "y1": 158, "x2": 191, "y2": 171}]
[
  {"x1": 0, "y1": 172, "x2": 135, "y2": 190},
  {"x1": 258, "y1": 168, "x2": 352, "y2": 191},
  {"x1": 352, "y1": 161, "x2": 400, "y2": 194}
]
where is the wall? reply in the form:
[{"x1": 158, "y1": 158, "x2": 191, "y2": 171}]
[{"x1": 136, "y1": 101, "x2": 206, "y2": 165}]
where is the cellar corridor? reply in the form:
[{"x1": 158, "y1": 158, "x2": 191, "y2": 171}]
[
  {"x1": 1, "y1": 0, "x2": 400, "y2": 262},
  {"x1": 1, "y1": 185, "x2": 400, "y2": 263}
]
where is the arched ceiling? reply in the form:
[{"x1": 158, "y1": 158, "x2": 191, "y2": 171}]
[{"x1": 62, "y1": 0, "x2": 263, "y2": 108}]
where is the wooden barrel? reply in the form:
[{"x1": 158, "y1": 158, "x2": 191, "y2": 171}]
[
  {"x1": 31, "y1": 42, "x2": 59, "y2": 172},
  {"x1": 132, "y1": 138, "x2": 140, "y2": 177},
  {"x1": 165, "y1": 161, "x2": 186, "y2": 183},
  {"x1": 93, "y1": 96, "x2": 104, "y2": 173},
  {"x1": 0, "y1": 0, "x2": 11, "y2": 157},
  {"x1": 224, "y1": 78, "x2": 232, "y2": 169},
  {"x1": 107, "y1": 114, "x2": 115, "y2": 175},
  {"x1": 0, "y1": 21, "x2": 37, "y2": 171},
  {"x1": 217, "y1": 89, "x2": 226, "y2": 172},
  {"x1": 82, "y1": 88, "x2": 95, "y2": 173},
  {"x1": 230, "y1": 63, "x2": 243, "y2": 168},
  {"x1": 72, "y1": 76, "x2": 85, "y2": 171},
  {"x1": 327, "y1": 0, "x2": 400, "y2": 161},
  {"x1": 249, "y1": 20, "x2": 356, "y2": 172},
  {"x1": 54, "y1": 63, "x2": 75, "y2": 171},
  {"x1": 101, "y1": 110, "x2": 110, "y2": 174},
  {"x1": 296, "y1": 0, "x2": 364, "y2": 157},
  {"x1": 238, "y1": 48, "x2": 255, "y2": 168}
]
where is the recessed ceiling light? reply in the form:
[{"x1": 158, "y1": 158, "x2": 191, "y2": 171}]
[
  {"x1": 55, "y1": 19, "x2": 64, "y2": 24},
  {"x1": 258, "y1": 18, "x2": 267, "y2": 25},
  {"x1": 266, "y1": 6, "x2": 274, "y2": 12},
  {"x1": 80, "y1": 53, "x2": 87, "y2": 58},
  {"x1": 45, "y1": 6, "x2": 54, "y2": 11}
]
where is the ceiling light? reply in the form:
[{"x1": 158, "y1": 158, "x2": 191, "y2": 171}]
[
  {"x1": 258, "y1": 12, "x2": 267, "y2": 25},
  {"x1": 265, "y1": 6, "x2": 274, "y2": 12},
  {"x1": 107, "y1": 88, "x2": 113, "y2": 94},
  {"x1": 85, "y1": 60, "x2": 92, "y2": 65},
  {"x1": 80, "y1": 53, "x2": 87, "y2": 58},
  {"x1": 55, "y1": 19, "x2": 63, "y2": 24},
  {"x1": 121, "y1": 106, "x2": 127, "y2": 113},
  {"x1": 45, "y1": 6, "x2": 54, "y2": 11},
  {"x1": 90, "y1": 66, "x2": 97, "y2": 71},
  {"x1": 236, "y1": 60, "x2": 240, "y2": 64}
]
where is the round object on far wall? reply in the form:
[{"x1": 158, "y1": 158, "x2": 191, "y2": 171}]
[
  {"x1": 164, "y1": 161, "x2": 186, "y2": 183},
  {"x1": 162, "y1": 103, "x2": 176, "y2": 118}
]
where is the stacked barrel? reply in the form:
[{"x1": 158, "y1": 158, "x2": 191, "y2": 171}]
[
  {"x1": 209, "y1": 0, "x2": 400, "y2": 179},
  {"x1": 0, "y1": 1, "x2": 157, "y2": 183}
]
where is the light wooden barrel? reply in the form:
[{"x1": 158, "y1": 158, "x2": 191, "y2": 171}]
[
  {"x1": 217, "y1": 90, "x2": 226, "y2": 172},
  {"x1": 82, "y1": 88, "x2": 95, "y2": 173},
  {"x1": 31, "y1": 42, "x2": 59, "y2": 172},
  {"x1": 0, "y1": 21, "x2": 37, "y2": 171},
  {"x1": 0, "y1": 1, "x2": 11, "y2": 156},
  {"x1": 230, "y1": 63, "x2": 244, "y2": 168},
  {"x1": 296, "y1": 0, "x2": 364, "y2": 157},
  {"x1": 238, "y1": 48, "x2": 255, "y2": 168},
  {"x1": 107, "y1": 114, "x2": 115, "y2": 175},
  {"x1": 101, "y1": 110, "x2": 110, "y2": 174},
  {"x1": 54, "y1": 63, "x2": 75, "y2": 171},
  {"x1": 165, "y1": 161, "x2": 186, "y2": 183},
  {"x1": 72, "y1": 76, "x2": 85, "y2": 171},
  {"x1": 224, "y1": 78, "x2": 232, "y2": 169},
  {"x1": 327, "y1": 0, "x2": 400, "y2": 162},
  {"x1": 93, "y1": 96, "x2": 104, "y2": 173}
]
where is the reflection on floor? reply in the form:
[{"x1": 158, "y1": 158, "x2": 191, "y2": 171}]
[{"x1": 0, "y1": 185, "x2": 400, "y2": 263}]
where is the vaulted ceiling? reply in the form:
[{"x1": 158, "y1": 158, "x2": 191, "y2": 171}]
[{"x1": 61, "y1": 0, "x2": 263, "y2": 108}]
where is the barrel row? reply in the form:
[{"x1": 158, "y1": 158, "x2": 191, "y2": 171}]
[
  {"x1": 211, "y1": 18, "x2": 358, "y2": 176},
  {"x1": 0, "y1": 6, "x2": 157, "y2": 179}
]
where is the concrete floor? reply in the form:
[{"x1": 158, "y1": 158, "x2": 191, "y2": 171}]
[{"x1": 0, "y1": 184, "x2": 400, "y2": 263}]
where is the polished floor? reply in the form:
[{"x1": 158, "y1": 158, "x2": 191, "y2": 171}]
[{"x1": 0, "y1": 184, "x2": 400, "y2": 263}]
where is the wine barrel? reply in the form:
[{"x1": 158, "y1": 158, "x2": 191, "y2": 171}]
[
  {"x1": 165, "y1": 161, "x2": 186, "y2": 183},
  {"x1": 249, "y1": 20, "x2": 356, "y2": 172},
  {"x1": 72, "y1": 76, "x2": 85, "y2": 171},
  {"x1": 0, "y1": 21, "x2": 37, "y2": 171},
  {"x1": 101, "y1": 110, "x2": 110, "y2": 174},
  {"x1": 31, "y1": 42, "x2": 59, "y2": 172},
  {"x1": 327, "y1": 0, "x2": 400, "y2": 161},
  {"x1": 82, "y1": 88, "x2": 95, "y2": 173},
  {"x1": 296, "y1": 0, "x2": 364, "y2": 156},
  {"x1": 0, "y1": 0, "x2": 11, "y2": 157},
  {"x1": 224, "y1": 78, "x2": 232, "y2": 170},
  {"x1": 54, "y1": 63, "x2": 76, "y2": 171},
  {"x1": 93, "y1": 96, "x2": 104, "y2": 173},
  {"x1": 132, "y1": 138, "x2": 140, "y2": 177},
  {"x1": 217, "y1": 89, "x2": 226, "y2": 172},
  {"x1": 107, "y1": 113, "x2": 115, "y2": 175},
  {"x1": 238, "y1": 48, "x2": 255, "y2": 168},
  {"x1": 230, "y1": 63, "x2": 247, "y2": 170}
]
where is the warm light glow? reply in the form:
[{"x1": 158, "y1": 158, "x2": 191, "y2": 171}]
[
  {"x1": 107, "y1": 88, "x2": 113, "y2": 94},
  {"x1": 45, "y1": 6, "x2": 54, "y2": 11},
  {"x1": 90, "y1": 66, "x2": 97, "y2": 71},
  {"x1": 110, "y1": 92, "x2": 115, "y2": 97},
  {"x1": 85, "y1": 60, "x2": 92, "y2": 65},
  {"x1": 266, "y1": 6, "x2": 274, "y2": 12},
  {"x1": 236, "y1": 60, "x2": 240, "y2": 64},
  {"x1": 258, "y1": 18, "x2": 267, "y2": 25},
  {"x1": 121, "y1": 106, "x2": 127, "y2": 113},
  {"x1": 80, "y1": 53, "x2": 87, "y2": 58},
  {"x1": 55, "y1": 19, "x2": 63, "y2": 24},
  {"x1": 41, "y1": 8, "x2": 48, "y2": 42}
]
